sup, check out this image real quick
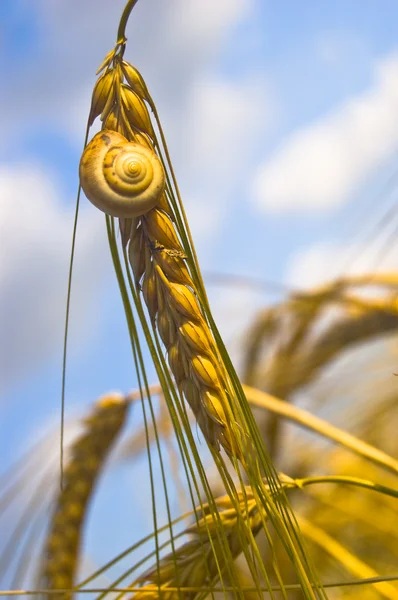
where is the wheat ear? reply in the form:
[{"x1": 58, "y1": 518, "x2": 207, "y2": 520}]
[
  {"x1": 80, "y1": 45, "x2": 245, "y2": 459},
  {"x1": 129, "y1": 486, "x2": 264, "y2": 600},
  {"x1": 41, "y1": 394, "x2": 129, "y2": 594}
]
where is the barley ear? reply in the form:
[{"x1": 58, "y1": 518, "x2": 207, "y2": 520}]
[{"x1": 41, "y1": 394, "x2": 129, "y2": 595}]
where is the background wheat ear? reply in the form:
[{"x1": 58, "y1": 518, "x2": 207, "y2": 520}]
[
  {"x1": 129, "y1": 483, "x2": 265, "y2": 600},
  {"x1": 242, "y1": 276, "x2": 398, "y2": 459},
  {"x1": 40, "y1": 394, "x2": 130, "y2": 595}
]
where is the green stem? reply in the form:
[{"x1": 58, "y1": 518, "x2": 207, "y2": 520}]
[
  {"x1": 60, "y1": 121, "x2": 90, "y2": 490},
  {"x1": 2, "y1": 575, "x2": 398, "y2": 595},
  {"x1": 117, "y1": 0, "x2": 140, "y2": 43},
  {"x1": 245, "y1": 384, "x2": 398, "y2": 475},
  {"x1": 294, "y1": 475, "x2": 398, "y2": 499}
]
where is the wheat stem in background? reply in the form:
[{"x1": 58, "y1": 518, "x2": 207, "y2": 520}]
[
  {"x1": 244, "y1": 385, "x2": 398, "y2": 475},
  {"x1": 287, "y1": 475, "x2": 398, "y2": 499},
  {"x1": 298, "y1": 518, "x2": 398, "y2": 600}
]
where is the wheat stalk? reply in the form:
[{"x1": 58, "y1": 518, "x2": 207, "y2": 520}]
[{"x1": 41, "y1": 394, "x2": 129, "y2": 595}]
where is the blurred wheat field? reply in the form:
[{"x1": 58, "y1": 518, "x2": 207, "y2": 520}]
[
  {"x1": 2, "y1": 270, "x2": 396, "y2": 598},
  {"x1": 1, "y1": 1, "x2": 398, "y2": 599}
]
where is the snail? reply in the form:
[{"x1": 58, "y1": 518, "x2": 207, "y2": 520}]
[{"x1": 79, "y1": 130, "x2": 165, "y2": 218}]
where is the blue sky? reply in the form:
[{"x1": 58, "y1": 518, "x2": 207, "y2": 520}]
[{"x1": 1, "y1": 0, "x2": 398, "y2": 587}]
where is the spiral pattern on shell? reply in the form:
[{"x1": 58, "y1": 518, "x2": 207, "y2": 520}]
[{"x1": 79, "y1": 130, "x2": 165, "y2": 218}]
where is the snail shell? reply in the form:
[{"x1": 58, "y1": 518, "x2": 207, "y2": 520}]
[{"x1": 79, "y1": 130, "x2": 165, "y2": 218}]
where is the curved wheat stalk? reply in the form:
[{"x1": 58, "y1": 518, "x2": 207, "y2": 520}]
[
  {"x1": 298, "y1": 518, "x2": 398, "y2": 600},
  {"x1": 244, "y1": 385, "x2": 398, "y2": 475}
]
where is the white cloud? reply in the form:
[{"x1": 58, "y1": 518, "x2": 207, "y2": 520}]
[
  {"x1": 315, "y1": 30, "x2": 367, "y2": 70},
  {"x1": 6, "y1": 0, "x2": 252, "y2": 149},
  {"x1": 0, "y1": 164, "x2": 110, "y2": 389},
  {"x1": 286, "y1": 240, "x2": 398, "y2": 290},
  {"x1": 180, "y1": 75, "x2": 274, "y2": 248},
  {"x1": 169, "y1": 0, "x2": 251, "y2": 51},
  {"x1": 186, "y1": 76, "x2": 272, "y2": 178},
  {"x1": 252, "y1": 53, "x2": 398, "y2": 212}
]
